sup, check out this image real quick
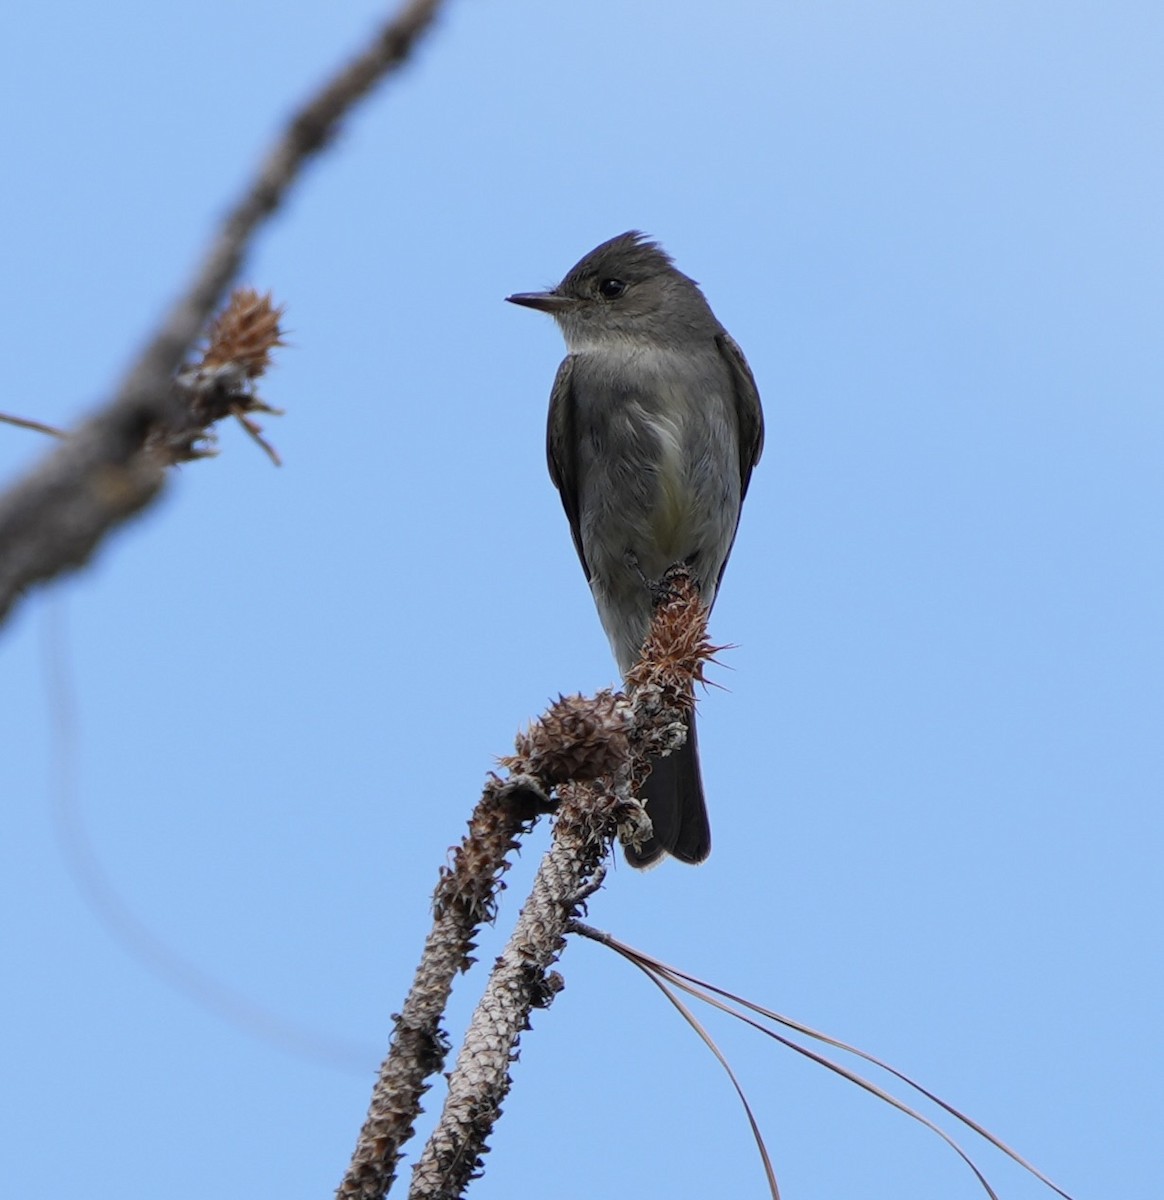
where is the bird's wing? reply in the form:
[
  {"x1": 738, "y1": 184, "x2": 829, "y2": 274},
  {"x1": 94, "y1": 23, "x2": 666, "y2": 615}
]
[
  {"x1": 545, "y1": 355, "x2": 591, "y2": 580},
  {"x1": 712, "y1": 332, "x2": 765, "y2": 593},
  {"x1": 715, "y1": 332, "x2": 765, "y2": 501}
]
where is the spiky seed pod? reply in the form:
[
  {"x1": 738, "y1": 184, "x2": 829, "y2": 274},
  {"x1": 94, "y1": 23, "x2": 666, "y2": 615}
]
[
  {"x1": 625, "y1": 570, "x2": 725, "y2": 702},
  {"x1": 201, "y1": 288, "x2": 286, "y2": 379},
  {"x1": 502, "y1": 690, "x2": 632, "y2": 785}
]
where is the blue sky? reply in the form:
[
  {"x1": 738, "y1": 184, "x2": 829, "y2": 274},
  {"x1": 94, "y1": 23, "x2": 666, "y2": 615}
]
[{"x1": 2, "y1": 2, "x2": 1161, "y2": 1197}]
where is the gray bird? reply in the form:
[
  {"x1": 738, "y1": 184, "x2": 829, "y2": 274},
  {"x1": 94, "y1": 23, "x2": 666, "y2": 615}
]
[{"x1": 507, "y1": 232, "x2": 764, "y2": 867}]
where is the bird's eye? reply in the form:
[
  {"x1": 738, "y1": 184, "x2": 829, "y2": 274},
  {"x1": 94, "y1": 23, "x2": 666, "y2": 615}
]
[{"x1": 598, "y1": 278, "x2": 627, "y2": 298}]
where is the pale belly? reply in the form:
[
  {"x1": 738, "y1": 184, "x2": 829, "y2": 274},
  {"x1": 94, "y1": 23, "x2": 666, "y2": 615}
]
[{"x1": 570, "y1": 356, "x2": 741, "y2": 672}]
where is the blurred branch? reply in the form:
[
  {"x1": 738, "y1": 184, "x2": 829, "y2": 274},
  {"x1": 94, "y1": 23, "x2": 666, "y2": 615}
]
[
  {"x1": 402, "y1": 573, "x2": 712, "y2": 1200},
  {"x1": 0, "y1": 0, "x2": 448, "y2": 626},
  {"x1": 0, "y1": 288, "x2": 287, "y2": 621},
  {"x1": 0, "y1": 412, "x2": 65, "y2": 438}
]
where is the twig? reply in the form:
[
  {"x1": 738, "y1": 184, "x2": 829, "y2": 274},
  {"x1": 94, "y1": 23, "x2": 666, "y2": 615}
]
[
  {"x1": 0, "y1": 412, "x2": 65, "y2": 438},
  {"x1": 231, "y1": 406, "x2": 283, "y2": 467},
  {"x1": 617, "y1": 951, "x2": 782, "y2": 1200},
  {"x1": 571, "y1": 923, "x2": 1076, "y2": 1200},
  {"x1": 0, "y1": 0, "x2": 449, "y2": 627}
]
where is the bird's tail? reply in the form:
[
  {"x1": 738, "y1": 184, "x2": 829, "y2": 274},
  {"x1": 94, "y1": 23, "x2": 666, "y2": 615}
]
[{"x1": 624, "y1": 710, "x2": 710, "y2": 867}]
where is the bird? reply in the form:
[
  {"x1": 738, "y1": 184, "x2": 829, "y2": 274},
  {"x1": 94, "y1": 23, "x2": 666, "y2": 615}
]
[{"x1": 507, "y1": 231, "x2": 763, "y2": 866}]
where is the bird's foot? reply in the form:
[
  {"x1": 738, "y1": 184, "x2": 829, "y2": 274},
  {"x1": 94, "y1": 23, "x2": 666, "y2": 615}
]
[{"x1": 649, "y1": 560, "x2": 700, "y2": 608}]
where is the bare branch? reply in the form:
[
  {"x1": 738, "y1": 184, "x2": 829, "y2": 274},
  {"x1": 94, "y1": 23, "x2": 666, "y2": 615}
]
[
  {"x1": 0, "y1": 0, "x2": 448, "y2": 626},
  {"x1": 0, "y1": 413, "x2": 65, "y2": 438}
]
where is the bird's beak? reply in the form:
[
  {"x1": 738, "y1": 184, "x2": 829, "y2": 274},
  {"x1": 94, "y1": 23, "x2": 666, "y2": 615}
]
[{"x1": 505, "y1": 290, "x2": 574, "y2": 314}]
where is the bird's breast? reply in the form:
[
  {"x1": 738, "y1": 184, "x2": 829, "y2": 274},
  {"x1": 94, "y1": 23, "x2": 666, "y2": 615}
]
[
  {"x1": 572, "y1": 345, "x2": 736, "y2": 568},
  {"x1": 626, "y1": 391, "x2": 694, "y2": 557}
]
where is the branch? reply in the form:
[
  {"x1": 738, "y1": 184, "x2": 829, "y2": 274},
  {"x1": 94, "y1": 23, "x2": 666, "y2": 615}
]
[
  {"x1": 337, "y1": 778, "x2": 553, "y2": 1200},
  {"x1": 405, "y1": 572, "x2": 711, "y2": 1199},
  {"x1": 0, "y1": 0, "x2": 448, "y2": 626},
  {"x1": 407, "y1": 782, "x2": 621, "y2": 1200},
  {"x1": 0, "y1": 287, "x2": 290, "y2": 620},
  {"x1": 341, "y1": 573, "x2": 714, "y2": 1200}
]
